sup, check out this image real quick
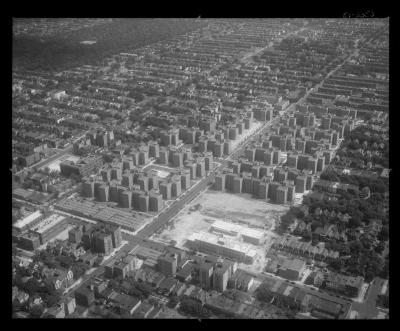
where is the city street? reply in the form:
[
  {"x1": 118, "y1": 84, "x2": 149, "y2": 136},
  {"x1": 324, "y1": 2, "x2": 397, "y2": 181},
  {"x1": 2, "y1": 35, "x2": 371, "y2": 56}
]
[{"x1": 350, "y1": 278, "x2": 387, "y2": 319}]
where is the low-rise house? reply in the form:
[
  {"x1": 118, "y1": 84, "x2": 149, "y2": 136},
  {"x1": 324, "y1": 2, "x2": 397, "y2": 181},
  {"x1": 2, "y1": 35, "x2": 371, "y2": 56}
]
[
  {"x1": 14, "y1": 291, "x2": 29, "y2": 305},
  {"x1": 79, "y1": 252, "x2": 98, "y2": 267},
  {"x1": 132, "y1": 302, "x2": 154, "y2": 318},
  {"x1": 71, "y1": 246, "x2": 87, "y2": 259},
  {"x1": 176, "y1": 262, "x2": 193, "y2": 282},
  {"x1": 28, "y1": 295, "x2": 44, "y2": 308},
  {"x1": 98, "y1": 288, "x2": 117, "y2": 301},
  {"x1": 111, "y1": 293, "x2": 141, "y2": 315},
  {"x1": 157, "y1": 277, "x2": 178, "y2": 296},
  {"x1": 310, "y1": 298, "x2": 343, "y2": 319},
  {"x1": 75, "y1": 284, "x2": 95, "y2": 307},
  {"x1": 189, "y1": 287, "x2": 206, "y2": 304},
  {"x1": 172, "y1": 282, "x2": 187, "y2": 297},
  {"x1": 151, "y1": 273, "x2": 166, "y2": 288},
  {"x1": 63, "y1": 296, "x2": 76, "y2": 316},
  {"x1": 305, "y1": 271, "x2": 324, "y2": 287},
  {"x1": 323, "y1": 272, "x2": 364, "y2": 298},
  {"x1": 228, "y1": 270, "x2": 254, "y2": 292},
  {"x1": 277, "y1": 258, "x2": 306, "y2": 281},
  {"x1": 44, "y1": 303, "x2": 65, "y2": 318},
  {"x1": 46, "y1": 268, "x2": 74, "y2": 290},
  {"x1": 147, "y1": 306, "x2": 162, "y2": 319}
]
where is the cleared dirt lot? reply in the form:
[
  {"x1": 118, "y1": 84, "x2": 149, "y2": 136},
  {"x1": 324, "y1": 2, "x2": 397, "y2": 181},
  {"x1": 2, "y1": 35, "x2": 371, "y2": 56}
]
[{"x1": 150, "y1": 191, "x2": 289, "y2": 272}]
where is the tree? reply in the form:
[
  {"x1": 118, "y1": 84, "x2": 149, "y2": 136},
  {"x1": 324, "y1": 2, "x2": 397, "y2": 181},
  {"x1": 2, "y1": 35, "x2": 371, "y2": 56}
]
[
  {"x1": 374, "y1": 242, "x2": 385, "y2": 255},
  {"x1": 379, "y1": 258, "x2": 389, "y2": 279},
  {"x1": 256, "y1": 283, "x2": 274, "y2": 303},
  {"x1": 49, "y1": 170, "x2": 59, "y2": 178},
  {"x1": 44, "y1": 292, "x2": 61, "y2": 307},
  {"x1": 23, "y1": 278, "x2": 41, "y2": 295},
  {"x1": 290, "y1": 206, "x2": 305, "y2": 219},
  {"x1": 103, "y1": 154, "x2": 114, "y2": 163},
  {"x1": 302, "y1": 231, "x2": 312, "y2": 242},
  {"x1": 29, "y1": 304, "x2": 44, "y2": 318},
  {"x1": 128, "y1": 287, "x2": 143, "y2": 299},
  {"x1": 320, "y1": 171, "x2": 339, "y2": 182},
  {"x1": 349, "y1": 214, "x2": 362, "y2": 228},
  {"x1": 378, "y1": 225, "x2": 389, "y2": 242},
  {"x1": 167, "y1": 295, "x2": 179, "y2": 308},
  {"x1": 279, "y1": 212, "x2": 295, "y2": 231},
  {"x1": 134, "y1": 281, "x2": 152, "y2": 298},
  {"x1": 349, "y1": 240, "x2": 363, "y2": 254},
  {"x1": 39, "y1": 281, "x2": 57, "y2": 296},
  {"x1": 311, "y1": 220, "x2": 322, "y2": 232},
  {"x1": 56, "y1": 255, "x2": 74, "y2": 268},
  {"x1": 330, "y1": 259, "x2": 343, "y2": 272},
  {"x1": 71, "y1": 265, "x2": 86, "y2": 280},
  {"x1": 70, "y1": 173, "x2": 82, "y2": 182},
  {"x1": 179, "y1": 298, "x2": 211, "y2": 318},
  {"x1": 108, "y1": 279, "x2": 118, "y2": 289},
  {"x1": 364, "y1": 253, "x2": 385, "y2": 282},
  {"x1": 12, "y1": 300, "x2": 22, "y2": 313}
]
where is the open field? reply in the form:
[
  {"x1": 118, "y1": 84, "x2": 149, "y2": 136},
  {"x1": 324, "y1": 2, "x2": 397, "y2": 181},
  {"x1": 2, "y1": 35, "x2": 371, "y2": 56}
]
[{"x1": 197, "y1": 191, "x2": 289, "y2": 230}]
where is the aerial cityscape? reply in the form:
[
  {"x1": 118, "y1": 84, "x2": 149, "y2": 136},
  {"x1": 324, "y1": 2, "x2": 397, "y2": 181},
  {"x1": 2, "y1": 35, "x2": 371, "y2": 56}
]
[{"x1": 12, "y1": 18, "x2": 389, "y2": 319}]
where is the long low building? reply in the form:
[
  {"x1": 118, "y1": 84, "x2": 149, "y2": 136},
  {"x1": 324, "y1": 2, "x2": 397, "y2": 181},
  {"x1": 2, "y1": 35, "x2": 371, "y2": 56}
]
[
  {"x1": 272, "y1": 236, "x2": 339, "y2": 262},
  {"x1": 31, "y1": 213, "x2": 69, "y2": 245},
  {"x1": 211, "y1": 220, "x2": 264, "y2": 245},
  {"x1": 55, "y1": 198, "x2": 149, "y2": 233},
  {"x1": 13, "y1": 210, "x2": 43, "y2": 232},
  {"x1": 186, "y1": 232, "x2": 257, "y2": 264}
]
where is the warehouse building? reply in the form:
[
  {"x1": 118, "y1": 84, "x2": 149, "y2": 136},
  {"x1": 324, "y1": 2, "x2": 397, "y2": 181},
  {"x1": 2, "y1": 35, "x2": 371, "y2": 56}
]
[
  {"x1": 13, "y1": 210, "x2": 43, "y2": 232},
  {"x1": 277, "y1": 258, "x2": 307, "y2": 281},
  {"x1": 186, "y1": 232, "x2": 257, "y2": 264},
  {"x1": 211, "y1": 219, "x2": 265, "y2": 245},
  {"x1": 31, "y1": 213, "x2": 69, "y2": 245}
]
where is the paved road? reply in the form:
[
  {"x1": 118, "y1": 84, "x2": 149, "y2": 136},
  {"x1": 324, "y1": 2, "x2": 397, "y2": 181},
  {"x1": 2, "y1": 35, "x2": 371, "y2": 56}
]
[{"x1": 350, "y1": 277, "x2": 386, "y2": 319}]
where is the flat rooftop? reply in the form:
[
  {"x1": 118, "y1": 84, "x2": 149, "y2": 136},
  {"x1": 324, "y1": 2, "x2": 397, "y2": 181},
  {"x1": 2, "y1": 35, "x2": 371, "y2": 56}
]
[
  {"x1": 31, "y1": 213, "x2": 66, "y2": 234},
  {"x1": 188, "y1": 232, "x2": 257, "y2": 258},
  {"x1": 211, "y1": 220, "x2": 264, "y2": 240},
  {"x1": 13, "y1": 210, "x2": 42, "y2": 230},
  {"x1": 55, "y1": 198, "x2": 149, "y2": 232}
]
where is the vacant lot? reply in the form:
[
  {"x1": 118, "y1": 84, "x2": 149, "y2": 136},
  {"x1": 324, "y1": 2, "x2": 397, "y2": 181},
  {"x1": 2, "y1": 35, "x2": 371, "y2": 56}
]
[
  {"x1": 198, "y1": 191, "x2": 289, "y2": 231},
  {"x1": 151, "y1": 191, "x2": 288, "y2": 257}
]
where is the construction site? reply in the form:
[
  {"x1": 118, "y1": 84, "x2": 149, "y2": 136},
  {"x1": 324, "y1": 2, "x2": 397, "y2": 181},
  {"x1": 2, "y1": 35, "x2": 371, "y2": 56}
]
[{"x1": 150, "y1": 190, "x2": 288, "y2": 273}]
